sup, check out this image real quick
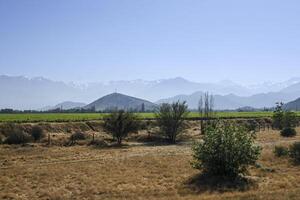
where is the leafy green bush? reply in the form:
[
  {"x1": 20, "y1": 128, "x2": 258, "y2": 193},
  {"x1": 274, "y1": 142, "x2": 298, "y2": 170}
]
[
  {"x1": 156, "y1": 101, "x2": 189, "y2": 143},
  {"x1": 280, "y1": 127, "x2": 297, "y2": 137},
  {"x1": 4, "y1": 129, "x2": 31, "y2": 144},
  {"x1": 274, "y1": 146, "x2": 289, "y2": 157},
  {"x1": 289, "y1": 142, "x2": 300, "y2": 164},
  {"x1": 192, "y1": 122, "x2": 261, "y2": 178},
  {"x1": 272, "y1": 102, "x2": 298, "y2": 130},
  {"x1": 103, "y1": 110, "x2": 139, "y2": 145},
  {"x1": 282, "y1": 111, "x2": 298, "y2": 128},
  {"x1": 30, "y1": 126, "x2": 45, "y2": 142}
]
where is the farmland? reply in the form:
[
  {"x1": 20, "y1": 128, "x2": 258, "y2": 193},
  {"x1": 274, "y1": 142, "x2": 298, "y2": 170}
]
[{"x1": 0, "y1": 111, "x2": 296, "y2": 123}]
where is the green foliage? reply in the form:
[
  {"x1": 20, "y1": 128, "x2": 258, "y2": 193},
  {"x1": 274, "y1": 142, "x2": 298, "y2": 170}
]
[
  {"x1": 282, "y1": 111, "x2": 298, "y2": 128},
  {"x1": 274, "y1": 146, "x2": 289, "y2": 157},
  {"x1": 30, "y1": 126, "x2": 45, "y2": 142},
  {"x1": 272, "y1": 102, "x2": 284, "y2": 130},
  {"x1": 280, "y1": 127, "x2": 297, "y2": 137},
  {"x1": 103, "y1": 110, "x2": 139, "y2": 145},
  {"x1": 156, "y1": 101, "x2": 189, "y2": 143},
  {"x1": 4, "y1": 129, "x2": 31, "y2": 144},
  {"x1": 0, "y1": 111, "x2": 291, "y2": 123},
  {"x1": 272, "y1": 102, "x2": 298, "y2": 130},
  {"x1": 192, "y1": 122, "x2": 261, "y2": 178},
  {"x1": 289, "y1": 142, "x2": 300, "y2": 164}
]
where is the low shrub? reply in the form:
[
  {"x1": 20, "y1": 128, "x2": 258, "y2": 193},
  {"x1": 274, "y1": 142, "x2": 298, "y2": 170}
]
[
  {"x1": 70, "y1": 132, "x2": 86, "y2": 141},
  {"x1": 0, "y1": 134, "x2": 3, "y2": 144},
  {"x1": 280, "y1": 127, "x2": 297, "y2": 137},
  {"x1": 89, "y1": 139, "x2": 109, "y2": 148},
  {"x1": 192, "y1": 122, "x2": 261, "y2": 178},
  {"x1": 289, "y1": 142, "x2": 300, "y2": 164},
  {"x1": 274, "y1": 146, "x2": 289, "y2": 157},
  {"x1": 30, "y1": 126, "x2": 45, "y2": 142},
  {"x1": 4, "y1": 129, "x2": 31, "y2": 144}
]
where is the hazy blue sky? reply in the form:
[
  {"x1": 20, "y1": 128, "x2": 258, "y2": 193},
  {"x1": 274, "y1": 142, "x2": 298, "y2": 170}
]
[{"x1": 1, "y1": 0, "x2": 300, "y2": 84}]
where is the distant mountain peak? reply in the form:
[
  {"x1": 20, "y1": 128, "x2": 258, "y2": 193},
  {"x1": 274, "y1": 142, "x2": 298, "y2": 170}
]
[{"x1": 84, "y1": 92, "x2": 157, "y2": 111}]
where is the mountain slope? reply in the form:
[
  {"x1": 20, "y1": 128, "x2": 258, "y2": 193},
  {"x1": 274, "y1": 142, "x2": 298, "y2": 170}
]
[
  {"x1": 1, "y1": 75, "x2": 300, "y2": 110},
  {"x1": 84, "y1": 93, "x2": 157, "y2": 111},
  {"x1": 0, "y1": 75, "x2": 82, "y2": 110},
  {"x1": 41, "y1": 101, "x2": 86, "y2": 111},
  {"x1": 157, "y1": 91, "x2": 300, "y2": 110},
  {"x1": 284, "y1": 98, "x2": 300, "y2": 111}
]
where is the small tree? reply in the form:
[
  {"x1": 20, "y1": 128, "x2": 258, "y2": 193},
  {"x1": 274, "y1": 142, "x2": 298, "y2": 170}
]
[
  {"x1": 30, "y1": 126, "x2": 45, "y2": 142},
  {"x1": 156, "y1": 101, "x2": 189, "y2": 143},
  {"x1": 282, "y1": 111, "x2": 298, "y2": 128},
  {"x1": 198, "y1": 92, "x2": 215, "y2": 134},
  {"x1": 103, "y1": 110, "x2": 139, "y2": 145},
  {"x1": 192, "y1": 122, "x2": 261, "y2": 178},
  {"x1": 272, "y1": 102, "x2": 284, "y2": 130},
  {"x1": 272, "y1": 102, "x2": 298, "y2": 130}
]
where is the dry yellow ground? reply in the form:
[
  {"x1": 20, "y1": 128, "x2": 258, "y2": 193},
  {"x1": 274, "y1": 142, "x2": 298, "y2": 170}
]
[{"x1": 1, "y1": 127, "x2": 300, "y2": 200}]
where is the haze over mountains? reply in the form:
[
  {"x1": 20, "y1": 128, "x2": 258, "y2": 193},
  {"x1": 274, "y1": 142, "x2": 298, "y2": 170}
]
[{"x1": 1, "y1": 75, "x2": 300, "y2": 110}]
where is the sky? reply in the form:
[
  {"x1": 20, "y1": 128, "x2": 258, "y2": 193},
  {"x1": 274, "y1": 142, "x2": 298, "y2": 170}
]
[{"x1": 0, "y1": 0, "x2": 300, "y2": 84}]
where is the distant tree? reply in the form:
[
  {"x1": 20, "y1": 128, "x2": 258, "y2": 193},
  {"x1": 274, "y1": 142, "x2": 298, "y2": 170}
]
[
  {"x1": 198, "y1": 92, "x2": 215, "y2": 134},
  {"x1": 156, "y1": 101, "x2": 189, "y2": 143},
  {"x1": 103, "y1": 110, "x2": 139, "y2": 145}
]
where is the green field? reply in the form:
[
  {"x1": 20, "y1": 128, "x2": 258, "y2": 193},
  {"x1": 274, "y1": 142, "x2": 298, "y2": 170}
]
[{"x1": 0, "y1": 111, "x2": 292, "y2": 123}]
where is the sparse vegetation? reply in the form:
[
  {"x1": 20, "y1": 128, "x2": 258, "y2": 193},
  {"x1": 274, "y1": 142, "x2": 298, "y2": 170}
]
[
  {"x1": 103, "y1": 110, "x2": 139, "y2": 145},
  {"x1": 0, "y1": 121, "x2": 300, "y2": 199},
  {"x1": 274, "y1": 145, "x2": 289, "y2": 157},
  {"x1": 30, "y1": 126, "x2": 45, "y2": 142},
  {"x1": 156, "y1": 101, "x2": 189, "y2": 143},
  {"x1": 192, "y1": 122, "x2": 261, "y2": 178}
]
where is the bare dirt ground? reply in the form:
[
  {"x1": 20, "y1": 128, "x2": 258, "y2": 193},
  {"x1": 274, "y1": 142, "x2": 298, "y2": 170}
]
[{"x1": 1, "y1": 124, "x2": 300, "y2": 200}]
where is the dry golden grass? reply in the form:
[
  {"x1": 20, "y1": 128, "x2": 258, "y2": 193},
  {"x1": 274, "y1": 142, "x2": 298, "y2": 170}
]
[{"x1": 0, "y1": 125, "x2": 300, "y2": 200}]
